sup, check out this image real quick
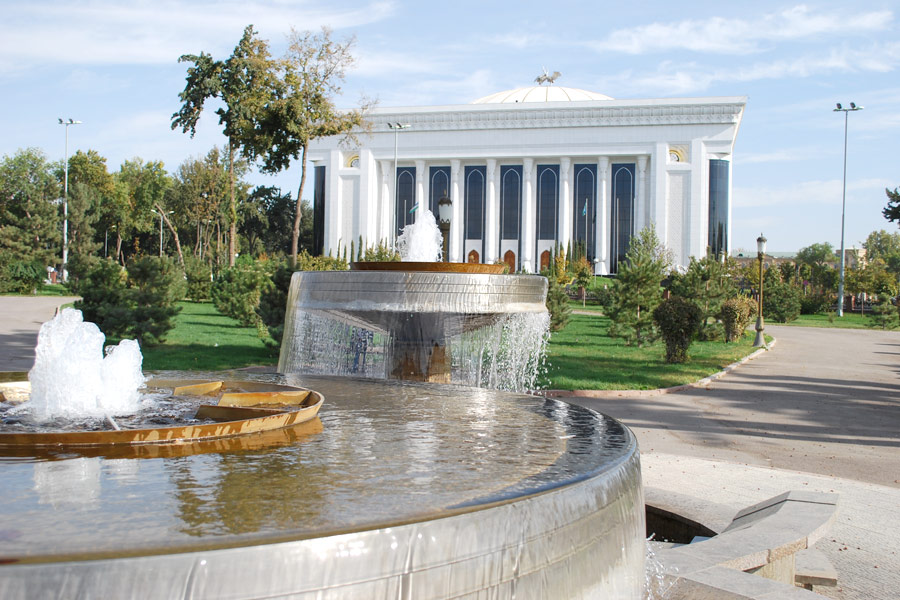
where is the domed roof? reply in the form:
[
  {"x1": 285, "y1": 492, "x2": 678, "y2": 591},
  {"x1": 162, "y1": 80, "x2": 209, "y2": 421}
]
[{"x1": 472, "y1": 86, "x2": 613, "y2": 104}]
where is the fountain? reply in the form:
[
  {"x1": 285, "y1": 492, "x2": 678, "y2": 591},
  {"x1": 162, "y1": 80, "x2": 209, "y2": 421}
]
[{"x1": 0, "y1": 211, "x2": 645, "y2": 598}]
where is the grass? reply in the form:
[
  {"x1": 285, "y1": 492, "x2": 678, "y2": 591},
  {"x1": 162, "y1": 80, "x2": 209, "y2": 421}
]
[
  {"x1": 780, "y1": 312, "x2": 871, "y2": 329},
  {"x1": 567, "y1": 299, "x2": 605, "y2": 313},
  {"x1": 543, "y1": 313, "x2": 763, "y2": 391},
  {"x1": 140, "y1": 301, "x2": 279, "y2": 371},
  {"x1": 1, "y1": 283, "x2": 75, "y2": 297}
]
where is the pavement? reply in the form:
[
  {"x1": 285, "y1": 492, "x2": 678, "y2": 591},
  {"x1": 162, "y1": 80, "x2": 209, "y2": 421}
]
[
  {"x1": 565, "y1": 325, "x2": 900, "y2": 600},
  {"x1": 1, "y1": 300, "x2": 897, "y2": 598},
  {"x1": 0, "y1": 295, "x2": 80, "y2": 372}
]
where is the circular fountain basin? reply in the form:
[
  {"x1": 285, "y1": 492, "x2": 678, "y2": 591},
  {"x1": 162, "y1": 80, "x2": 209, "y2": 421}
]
[
  {"x1": 0, "y1": 373, "x2": 644, "y2": 599},
  {"x1": 0, "y1": 378, "x2": 323, "y2": 451}
]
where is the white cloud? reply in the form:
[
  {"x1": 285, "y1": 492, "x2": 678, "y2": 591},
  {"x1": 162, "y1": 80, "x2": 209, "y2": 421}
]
[
  {"x1": 733, "y1": 177, "x2": 891, "y2": 209},
  {"x1": 588, "y1": 5, "x2": 892, "y2": 55},
  {"x1": 0, "y1": 1, "x2": 397, "y2": 72}
]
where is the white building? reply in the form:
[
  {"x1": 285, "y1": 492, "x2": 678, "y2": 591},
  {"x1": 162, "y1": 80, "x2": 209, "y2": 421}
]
[{"x1": 309, "y1": 85, "x2": 746, "y2": 274}]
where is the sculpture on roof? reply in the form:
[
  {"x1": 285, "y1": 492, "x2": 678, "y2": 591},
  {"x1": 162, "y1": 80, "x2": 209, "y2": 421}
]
[{"x1": 534, "y1": 68, "x2": 561, "y2": 85}]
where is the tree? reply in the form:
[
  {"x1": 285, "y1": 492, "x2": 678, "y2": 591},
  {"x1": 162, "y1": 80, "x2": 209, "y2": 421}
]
[
  {"x1": 0, "y1": 148, "x2": 60, "y2": 265},
  {"x1": 669, "y1": 253, "x2": 737, "y2": 339},
  {"x1": 796, "y1": 242, "x2": 837, "y2": 293},
  {"x1": 607, "y1": 226, "x2": 671, "y2": 347},
  {"x1": 881, "y1": 187, "x2": 900, "y2": 223},
  {"x1": 252, "y1": 27, "x2": 369, "y2": 266},
  {"x1": 114, "y1": 158, "x2": 172, "y2": 263},
  {"x1": 172, "y1": 25, "x2": 278, "y2": 267},
  {"x1": 863, "y1": 229, "x2": 900, "y2": 277}
]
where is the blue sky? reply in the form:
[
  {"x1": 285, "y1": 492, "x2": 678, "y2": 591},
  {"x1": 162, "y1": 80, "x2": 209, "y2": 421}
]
[{"x1": 1, "y1": 0, "x2": 898, "y2": 253}]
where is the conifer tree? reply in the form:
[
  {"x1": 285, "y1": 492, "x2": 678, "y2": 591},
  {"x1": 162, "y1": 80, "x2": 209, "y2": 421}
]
[
  {"x1": 669, "y1": 253, "x2": 737, "y2": 339},
  {"x1": 607, "y1": 226, "x2": 671, "y2": 347},
  {"x1": 545, "y1": 275, "x2": 571, "y2": 332}
]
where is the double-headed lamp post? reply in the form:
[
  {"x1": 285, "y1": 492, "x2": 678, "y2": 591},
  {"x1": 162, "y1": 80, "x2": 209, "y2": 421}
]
[
  {"x1": 387, "y1": 122, "x2": 410, "y2": 239},
  {"x1": 150, "y1": 209, "x2": 174, "y2": 257},
  {"x1": 753, "y1": 233, "x2": 767, "y2": 348},
  {"x1": 834, "y1": 102, "x2": 864, "y2": 317},
  {"x1": 58, "y1": 118, "x2": 81, "y2": 282},
  {"x1": 437, "y1": 193, "x2": 452, "y2": 262}
]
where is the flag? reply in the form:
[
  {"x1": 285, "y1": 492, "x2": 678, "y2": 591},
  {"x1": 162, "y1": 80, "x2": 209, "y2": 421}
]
[
  {"x1": 409, "y1": 203, "x2": 419, "y2": 214},
  {"x1": 582, "y1": 201, "x2": 588, "y2": 217}
]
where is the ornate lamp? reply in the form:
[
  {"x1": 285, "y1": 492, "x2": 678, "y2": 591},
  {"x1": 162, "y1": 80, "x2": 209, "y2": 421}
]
[
  {"x1": 753, "y1": 233, "x2": 767, "y2": 348},
  {"x1": 438, "y1": 193, "x2": 452, "y2": 262}
]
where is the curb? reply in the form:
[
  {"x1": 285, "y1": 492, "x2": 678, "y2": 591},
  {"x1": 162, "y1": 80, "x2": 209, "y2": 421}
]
[{"x1": 545, "y1": 337, "x2": 776, "y2": 399}]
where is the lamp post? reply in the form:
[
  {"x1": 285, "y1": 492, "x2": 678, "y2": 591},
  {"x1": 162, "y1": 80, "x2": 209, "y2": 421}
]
[
  {"x1": 150, "y1": 209, "x2": 174, "y2": 257},
  {"x1": 58, "y1": 118, "x2": 81, "y2": 282},
  {"x1": 438, "y1": 193, "x2": 452, "y2": 262},
  {"x1": 753, "y1": 233, "x2": 767, "y2": 348},
  {"x1": 834, "y1": 102, "x2": 863, "y2": 317},
  {"x1": 388, "y1": 122, "x2": 410, "y2": 240},
  {"x1": 104, "y1": 224, "x2": 116, "y2": 258}
]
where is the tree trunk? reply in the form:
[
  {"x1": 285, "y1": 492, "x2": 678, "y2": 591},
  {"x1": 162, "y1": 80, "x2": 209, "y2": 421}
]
[
  {"x1": 156, "y1": 204, "x2": 185, "y2": 265},
  {"x1": 116, "y1": 233, "x2": 123, "y2": 265},
  {"x1": 228, "y1": 142, "x2": 236, "y2": 267},
  {"x1": 291, "y1": 144, "x2": 309, "y2": 268}
]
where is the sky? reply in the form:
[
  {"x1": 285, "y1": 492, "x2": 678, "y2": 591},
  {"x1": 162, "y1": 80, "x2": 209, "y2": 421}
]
[{"x1": 1, "y1": 0, "x2": 898, "y2": 254}]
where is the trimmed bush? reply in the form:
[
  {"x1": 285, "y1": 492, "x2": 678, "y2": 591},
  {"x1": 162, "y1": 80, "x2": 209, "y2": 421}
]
[
  {"x1": 183, "y1": 255, "x2": 213, "y2": 302},
  {"x1": 212, "y1": 257, "x2": 275, "y2": 328},
  {"x1": 799, "y1": 292, "x2": 832, "y2": 315},
  {"x1": 763, "y1": 282, "x2": 802, "y2": 323},
  {"x1": 719, "y1": 296, "x2": 757, "y2": 342},
  {"x1": 653, "y1": 296, "x2": 703, "y2": 363},
  {"x1": 0, "y1": 258, "x2": 45, "y2": 294}
]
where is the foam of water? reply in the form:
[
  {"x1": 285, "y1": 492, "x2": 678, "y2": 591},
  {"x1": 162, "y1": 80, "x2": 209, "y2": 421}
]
[
  {"x1": 25, "y1": 308, "x2": 145, "y2": 422},
  {"x1": 396, "y1": 208, "x2": 443, "y2": 262}
]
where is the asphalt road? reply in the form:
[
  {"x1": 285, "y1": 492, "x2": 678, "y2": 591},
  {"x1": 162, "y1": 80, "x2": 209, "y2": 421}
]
[{"x1": 0, "y1": 296, "x2": 80, "y2": 372}]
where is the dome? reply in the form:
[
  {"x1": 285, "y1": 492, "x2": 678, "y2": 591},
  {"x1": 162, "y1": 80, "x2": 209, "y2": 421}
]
[{"x1": 471, "y1": 86, "x2": 613, "y2": 104}]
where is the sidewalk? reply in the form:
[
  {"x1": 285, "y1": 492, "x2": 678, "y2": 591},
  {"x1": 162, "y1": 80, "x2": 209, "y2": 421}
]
[{"x1": 0, "y1": 296, "x2": 79, "y2": 372}]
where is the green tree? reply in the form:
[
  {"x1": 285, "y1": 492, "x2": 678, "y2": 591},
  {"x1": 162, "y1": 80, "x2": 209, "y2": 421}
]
[
  {"x1": 251, "y1": 27, "x2": 369, "y2": 266},
  {"x1": 796, "y1": 242, "x2": 838, "y2": 293},
  {"x1": 545, "y1": 275, "x2": 571, "y2": 332},
  {"x1": 0, "y1": 148, "x2": 60, "y2": 265},
  {"x1": 114, "y1": 158, "x2": 173, "y2": 263},
  {"x1": 607, "y1": 226, "x2": 671, "y2": 347},
  {"x1": 863, "y1": 229, "x2": 900, "y2": 277},
  {"x1": 572, "y1": 255, "x2": 593, "y2": 306},
  {"x1": 172, "y1": 25, "x2": 278, "y2": 267},
  {"x1": 881, "y1": 187, "x2": 900, "y2": 224},
  {"x1": 653, "y1": 296, "x2": 703, "y2": 363},
  {"x1": 669, "y1": 253, "x2": 737, "y2": 340}
]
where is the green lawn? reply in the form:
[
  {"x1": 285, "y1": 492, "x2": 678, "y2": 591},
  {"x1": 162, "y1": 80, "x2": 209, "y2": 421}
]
[
  {"x1": 567, "y1": 299, "x2": 605, "y2": 312},
  {"x1": 1, "y1": 283, "x2": 74, "y2": 297},
  {"x1": 780, "y1": 312, "x2": 871, "y2": 329},
  {"x1": 140, "y1": 301, "x2": 279, "y2": 371},
  {"x1": 543, "y1": 313, "x2": 763, "y2": 391}
]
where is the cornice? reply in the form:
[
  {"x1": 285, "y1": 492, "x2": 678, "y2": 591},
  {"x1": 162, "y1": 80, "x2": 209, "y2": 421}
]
[{"x1": 367, "y1": 102, "x2": 745, "y2": 132}]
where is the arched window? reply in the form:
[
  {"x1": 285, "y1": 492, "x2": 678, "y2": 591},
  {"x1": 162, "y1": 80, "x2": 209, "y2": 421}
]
[
  {"x1": 395, "y1": 167, "x2": 416, "y2": 237},
  {"x1": 429, "y1": 166, "x2": 450, "y2": 216},
  {"x1": 536, "y1": 165, "x2": 559, "y2": 241},
  {"x1": 610, "y1": 164, "x2": 635, "y2": 273},
  {"x1": 464, "y1": 166, "x2": 485, "y2": 241},
  {"x1": 500, "y1": 166, "x2": 521, "y2": 240},
  {"x1": 574, "y1": 164, "x2": 596, "y2": 261}
]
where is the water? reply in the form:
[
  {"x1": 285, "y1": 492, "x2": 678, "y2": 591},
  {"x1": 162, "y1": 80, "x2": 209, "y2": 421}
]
[
  {"x1": 23, "y1": 309, "x2": 144, "y2": 422},
  {"x1": 396, "y1": 208, "x2": 443, "y2": 261},
  {"x1": 0, "y1": 374, "x2": 641, "y2": 565}
]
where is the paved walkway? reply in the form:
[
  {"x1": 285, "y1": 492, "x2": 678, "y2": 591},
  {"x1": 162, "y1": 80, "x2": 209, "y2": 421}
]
[
  {"x1": 0, "y1": 296, "x2": 79, "y2": 372},
  {"x1": 566, "y1": 325, "x2": 900, "y2": 599}
]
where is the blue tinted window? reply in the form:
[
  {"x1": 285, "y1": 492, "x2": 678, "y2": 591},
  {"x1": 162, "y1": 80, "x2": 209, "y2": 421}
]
[
  {"x1": 429, "y1": 166, "x2": 450, "y2": 217},
  {"x1": 708, "y1": 160, "x2": 729, "y2": 258},
  {"x1": 500, "y1": 166, "x2": 522, "y2": 240},
  {"x1": 610, "y1": 164, "x2": 635, "y2": 273},
  {"x1": 573, "y1": 164, "x2": 596, "y2": 261},
  {"x1": 465, "y1": 166, "x2": 485, "y2": 240},
  {"x1": 536, "y1": 165, "x2": 559, "y2": 241},
  {"x1": 395, "y1": 166, "x2": 416, "y2": 237}
]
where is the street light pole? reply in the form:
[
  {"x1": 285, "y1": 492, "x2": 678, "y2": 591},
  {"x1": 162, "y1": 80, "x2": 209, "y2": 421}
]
[
  {"x1": 753, "y1": 233, "x2": 767, "y2": 348},
  {"x1": 834, "y1": 102, "x2": 863, "y2": 317},
  {"x1": 151, "y1": 209, "x2": 174, "y2": 257},
  {"x1": 388, "y1": 122, "x2": 410, "y2": 241},
  {"x1": 58, "y1": 118, "x2": 81, "y2": 282}
]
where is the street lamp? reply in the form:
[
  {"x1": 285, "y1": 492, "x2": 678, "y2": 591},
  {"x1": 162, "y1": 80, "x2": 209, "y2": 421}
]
[
  {"x1": 388, "y1": 122, "x2": 410, "y2": 239},
  {"x1": 58, "y1": 118, "x2": 81, "y2": 282},
  {"x1": 150, "y1": 209, "x2": 174, "y2": 257},
  {"x1": 753, "y1": 233, "x2": 767, "y2": 348},
  {"x1": 834, "y1": 102, "x2": 863, "y2": 317},
  {"x1": 437, "y1": 192, "x2": 452, "y2": 262}
]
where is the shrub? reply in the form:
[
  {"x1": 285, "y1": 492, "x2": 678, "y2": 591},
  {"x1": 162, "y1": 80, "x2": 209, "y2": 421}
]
[
  {"x1": 75, "y1": 256, "x2": 184, "y2": 345},
  {"x1": 183, "y1": 255, "x2": 213, "y2": 302},
  {"x1": 867, "y1": 297, "x2": 900, "y2": 330},
  {"x1": 258, "y1": 263, "x2": 295, "y2": 345},
  {"x1": 212, "y1": 257, "x2": 275, "y2": 327},
  {"x1": 719, "y1": 296, "x2": 757, "y2": 342},
  {"x1": 63, "y1": 252, "x2": 100, "y2": 296},
  {"x1": 668, "y1": 253, "x2": 737, "y2": 340},
  {"x1": 358, "y1": 241, "x2": 400, "y2": 262},
  {"x1": 0, "y1": 258, "x2": 45, "y2": 294},
  {"x1": 126, "y1": 256, "x2": 186, "y2": 345},
  {"x1": 546, "y1": 276, "x2": 571, "y2": 332},
  {"x1": 763, "y1": 281, "x2": 801, "y2": 323},
  {"x1": 653, "y1": 297, "x2": 703, "y2": 363},
  {"x1": 799, "y1": 292, "x2": 832, "y2": 315}
]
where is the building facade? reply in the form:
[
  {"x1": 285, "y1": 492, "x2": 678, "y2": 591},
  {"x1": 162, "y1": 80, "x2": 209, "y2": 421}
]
[{"x1": 309, "y1": 85, "x2": 746, "y2": 274}]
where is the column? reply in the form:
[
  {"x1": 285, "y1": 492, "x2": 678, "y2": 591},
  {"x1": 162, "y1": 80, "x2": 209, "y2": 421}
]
[
  {"x1": 450, "y1": 160, "x2": 462, "y2": 262},
  {"x1": 521, "y1": 158, "x2": 535, "y2": 273},
  {"x1": 325, "y1": 149, "x2": 341, "y2": 256},
  {"x1": 637, "y1": 156, "x2": 648, "y2": 231},
  {"x1": 653, "y1": 143, "x2": 667, "y2": 247},
  {"x1": 415, "y1": 159, "x2": 425, "y2": 222},
  {"x1": 558, "y1": 157, "x2": 572, "y2": 252},
  {"x1": 597, "y1": 157, "x2": 609, "y2": 275},
  {"x1": 359, "y1": 149, "x2": 375, "y2": 244},
  {"x1": 485, "y1": 159, "x2": 498, "y2": 263},
  {"x1": 378, "y1": 160, "x2": 392, "y2": 244}
]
